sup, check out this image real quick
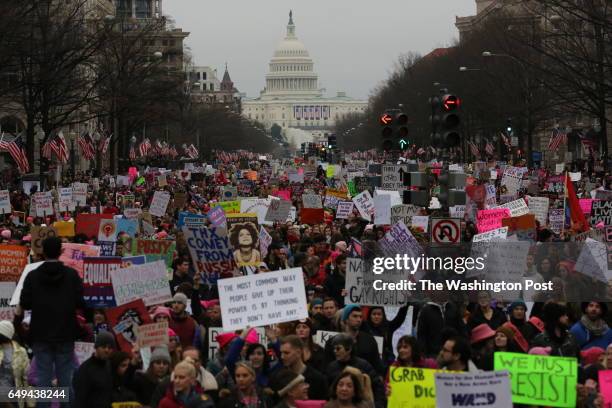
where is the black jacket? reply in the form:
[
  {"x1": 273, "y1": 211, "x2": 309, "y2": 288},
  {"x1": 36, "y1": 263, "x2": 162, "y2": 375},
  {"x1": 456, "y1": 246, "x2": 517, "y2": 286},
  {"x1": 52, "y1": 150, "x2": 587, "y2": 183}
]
[
  {"x1": 73, "y1": 355, "x2": 113, "y2": 408},
  {"x1": 324, "y1": 331, "x2": 384, "y2": 376},
  {"x1": 269, "y1": 365, "x2": 328, "y2": 401},
  {"x1": 20, "y1": 260, "x2": 85, "y2": 343},
  {"x1": 218, "y1": 387, "x2": 273, "y2": 408}
]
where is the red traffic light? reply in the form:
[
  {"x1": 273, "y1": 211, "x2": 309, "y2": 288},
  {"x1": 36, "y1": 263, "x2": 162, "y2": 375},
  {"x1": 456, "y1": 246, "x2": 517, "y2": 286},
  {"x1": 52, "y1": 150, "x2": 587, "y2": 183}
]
[
  {"x1": 442, "y1": 95, "x2": 461, "y2": 111},
  {"x1": 379, "y1": 113, "x2": 393, "y2": 125}
]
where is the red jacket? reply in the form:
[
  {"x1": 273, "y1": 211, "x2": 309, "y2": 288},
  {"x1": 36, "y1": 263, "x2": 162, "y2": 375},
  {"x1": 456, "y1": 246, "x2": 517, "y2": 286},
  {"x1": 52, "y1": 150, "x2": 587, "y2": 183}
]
[
  {"x1": 158, "y1": 383, "x2": 212, "y2": 408},
  {"x1": 170, "y1": 311, "x2": 197, "y2": 348}
]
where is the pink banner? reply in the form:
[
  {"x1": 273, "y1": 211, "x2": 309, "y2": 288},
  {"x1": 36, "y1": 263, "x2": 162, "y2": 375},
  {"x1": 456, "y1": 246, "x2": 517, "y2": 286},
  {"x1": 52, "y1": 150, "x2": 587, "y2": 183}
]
[
  {"x1": 60, "y1": 243, "x2": 101, "y2": 278},
  {"x1": 477, "y1": 208, "x2": 511, "y2": 233},
  {"x1": 579, "y1": 198, "x2": 593, "y2": 215},
  {"x1": 599, "y1": 370, "x2": 612, "y2": 408}
]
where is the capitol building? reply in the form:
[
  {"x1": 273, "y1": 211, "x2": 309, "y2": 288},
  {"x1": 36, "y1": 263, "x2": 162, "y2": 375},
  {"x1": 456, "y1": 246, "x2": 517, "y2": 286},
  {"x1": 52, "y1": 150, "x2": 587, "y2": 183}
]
[{"x1": 241, "y1": 11, "x2": 367, "y2": 146}]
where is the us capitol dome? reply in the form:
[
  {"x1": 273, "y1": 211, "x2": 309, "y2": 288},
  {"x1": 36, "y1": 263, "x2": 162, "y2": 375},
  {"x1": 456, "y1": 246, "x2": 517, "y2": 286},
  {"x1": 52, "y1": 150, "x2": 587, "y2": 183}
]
[{"x1": 241, "y1": 11, "x2": 367, "y2": 145}]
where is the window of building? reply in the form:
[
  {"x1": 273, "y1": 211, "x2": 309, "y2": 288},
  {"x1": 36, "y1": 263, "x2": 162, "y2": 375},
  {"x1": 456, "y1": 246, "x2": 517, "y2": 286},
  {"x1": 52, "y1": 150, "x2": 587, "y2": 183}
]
[
  {"x1": 196, "y1": 72, "x2": 201, "y2": 80},
  {"x1": 202, "y1": 72, "x2": 207, "y2": 80},
  {"x1": 209, "y1": 83, "x2": 214, "y2": 91},
  {"x1": 169, "y1": 40, "x2": 176, "y2": 47},
  {"x1": 162, "y1": 40, "x2": 168, "y2": 46}
]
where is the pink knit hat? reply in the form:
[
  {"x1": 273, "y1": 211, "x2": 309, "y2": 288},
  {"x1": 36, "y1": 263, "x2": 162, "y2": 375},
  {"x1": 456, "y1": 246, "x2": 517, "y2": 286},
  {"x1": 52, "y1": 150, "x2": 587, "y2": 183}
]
[
  {"x1": 168, "y1": 328, "x2": 178, "y2": 338},
  {"x1": 581, "y1": 347, "x2": 605, "y2": 365},
  {"x1": 153, "y1": 306, "x2": 171, "y2": 319},
  {"x1": 216, "y1": 332, "x2": 237, "y2": 349},
  {"x1": 528, "y1": 346, "x2": 552, "y2": 355},
  {"x1": 470, "y1": 323, "x2": 496, "y2": 344},
  {"x1": 244, "y1": 328, "x2": 259, "y2": 344}
]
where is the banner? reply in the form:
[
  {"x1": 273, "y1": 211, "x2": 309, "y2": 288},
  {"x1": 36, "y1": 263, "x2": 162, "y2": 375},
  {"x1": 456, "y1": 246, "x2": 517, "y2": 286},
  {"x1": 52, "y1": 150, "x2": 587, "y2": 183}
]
[
  {"x1": 353, "y1": 190, "x2": 375, "y2": 221},
  {"x1": 72, "y1": 182, "x2": 88, "y2": 207},
  {"x1": 476, "y1": 209, "x2": 510, "y2": 233},
  {"x1": 135, "y1": 321, "x2": 169, "y2": 349},
  {"x1": 111, "y1": 260, "x2": 172, "y2": 307},
  {"x1": 434, "y1": 371, "x2": 512, "y2": 408},
  {"x1": 30, "y1": 226, "x2": 57, "y2": 256},
  {"x1": 76, "y1": 213, "x2": 113, "y2": 239},
  {"x1": 83, "y1": 257, "x2": 122, "y2": 308},
  {"x1": 218, "y1": 268, "x2": 308, "y2": 331},
  {"x1": 335, "y1": 201, "x2": 354, "y2": 219},
  {"x1": 494, "y1": 352, "x2": 577, "y2": 407},
  {"x1": 149, "y1": 191, "x2": 170, "y2": 217},
  {"x1": 0, "y1": 245, "x2": 28, "y2": 282},
  {"x1": 60, "y1": 243, "x2": 101, "y2": 277},
  {"x1": 183, "y1": 226, "x2": 237, "y2": 284},
  {"x1": 130, "y1": 239, "x2": 175, "y2": 273}
]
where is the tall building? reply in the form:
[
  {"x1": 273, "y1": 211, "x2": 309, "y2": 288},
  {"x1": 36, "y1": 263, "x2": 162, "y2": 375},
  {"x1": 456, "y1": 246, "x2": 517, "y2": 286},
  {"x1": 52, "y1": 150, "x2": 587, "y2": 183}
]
[
  {"x1": 189, "y1": 65, "x2": 241, "y2": 112},
  {"x1": 241, "y1": 11, "x2": 367, "y2": 145}
]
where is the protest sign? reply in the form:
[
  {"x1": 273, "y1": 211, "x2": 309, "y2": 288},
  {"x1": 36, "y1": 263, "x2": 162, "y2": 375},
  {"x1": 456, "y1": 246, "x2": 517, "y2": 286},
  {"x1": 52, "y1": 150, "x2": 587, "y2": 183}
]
[
  {"x1": 83, "y1": 257, "x2": 121, "y2": 308},
  {"x1": 98, "y1": 218, "x2": 118, "y2": 242},
  {"x1": 10, "y1": 262, "x2": 43, "y2": 306},
  {"x1": 449, "y1": 205, "x2": 466, "y2": 219},
  {"x1": 74, "y1": 342, "x2": 95, "y2": 366},
  {"x1": 323, "y1": 189, "x2": 347, "y2": 209},
  {"x1": 71, "y1": 182, "x2": 88, "y2": 207},
  {"x1": 157, "y1": 174, "x2": 167, "y2": 187},
  {"x1": 105, "y1": 299, "x2": 152, "y2": 352},
  {"x1": 472, "y1": 227, "x2": 508, "y2": 242},
  {"x1": 390, "y1": 204, "x2": 420, "y2": 226},
  {"x1": 484, "y1": 184, "x2": 497, "y2": 208},
  {"x1": 120, "y1": 255, "x2": 146, "y2": 268},
  {"x1": 476, "y1": 209, "x2": 510, "y2": 233},
  {"x1": 599, "y1": 370, "x2": 612, "y2": 408},
  {"x1": 434, "y1": 371, "x2": 512, "y2": 408},
  {"x1": 215, "y1": 201, "x2": 241, "y2": 214},
  {"x1": 579, "y1": 198, "x2": 593, "y2": 215},
  {"x1": 265, "y1": 198, "x2": 291, "y2": 222},
  {"x1": 111, "y1": 260, "x2": 172, "y2": 306},
  {"x1": 0, "y1": 190, "x2": 10, "y2": 214},
  {"x1": 123, "y1": 208, "x2": 141, "y2": 219},
  {"x1": 378, "y1": 221, "x2": 422, "y2": 259},
  {"x1": 497, "y1": 198, "x2": 529, "y2": 217},
  {"x1": 221, "y1": 186, "x2": 238, "y2": 201},
  {"x1": 300, "y1": 208, "x2": 324, "y2": 224},
  {"x1": 501, "y1": 214, "x2": 536, "y2": 240},
  {"x1": 76, "y1": 213, "x2": 113, "y2": 239},
  {"x1": 0, "y1": 282, "x2": 16, "y2": 320},
  {"x1": 381, "y1": 165, "x2": 408, "y2": 190},
  {"x1": 388, "y1": 367, "x2": 451, "y2": 408},
  {"x1": 353, "y1": 190, "x2": 375, "y2": 221},
  {"x1": 131, "y1": 239, "x2": 175, "y2": 273},
  {"x1": 58, "y1": 188, "x2": 75, "y2": 212},
  {"x1": 549, "y1": 209, "x2": 565, "y2": 234},
  {"x1": 527, "y1": 196, "x2": 549, "y2": 225},
  {"x1": 116, "y1": 218, "x2": 138, "y2": 238},
  {"x1": 302, "y1": 194, "x2": 322, "y2": 209},
  {"x1": 183, "y1": 226, "x2": 237, "y2": 284},
  {"x1": 591, "y1": 200, "x2": 612, "y2": 227},
  {"x1": 494, "y1": 352, "x2": 577, "y2": 407},
  {"x1": 575, "y1": 238, "x2": 609, "y2": 282},
  {"x1": 218, "y1": 268, "x2": 308, "y2": 331},
  {"x1": 501, "y1": 166, "x2": 526, "y2": 196},
  {"x1": 344, "y1": 258, "x2": 409, "y2": 306},
  {"x1": 373, "y1": 194, "x2": 391, "y2": 225},
  {"x1": 136, "y1": 321, "x2": 169, "y2": 349},
  {"x1": 208, "y1": 206, "x2": 227, "y2": 228},
  {"x1": 240, "y1": 198, "x2": 272, "y2": 225},
  {"x1": 335, "y1": 201, "x2": 354, "y2": 219},
  {"x1": 226, "y1": 214, "x2": 260, "y2": 267},
  {"x1": 149, "y1": 191, "x2": 170, "y2": 217},
  {"x1": 412, "y1": 216, "x2": 429, "y2": 232},
  {"x1": 543, "y1": 175, "x2": 564, "y2": 194},
  {"x1": 177, "y1": 212, "x2": 207, "y2": 229},
  {"x1": 30, "y1": 226, "x2": 57, "y2": 256},
  {"x1": 259, "y1": 227, "x2": 273, "y2": 259},
  {"x1": 0, "y1": 245, "x2": 28, "y2": 282},
  {"x1": 34, "y1": 192, "x2": 53, "y2": 217},
  {"x1": 59, "y1": 243, "x2": 101, "y2": 277},
  {"x1": 53, "y1": 221, "x2": 75, "y2": 237}
]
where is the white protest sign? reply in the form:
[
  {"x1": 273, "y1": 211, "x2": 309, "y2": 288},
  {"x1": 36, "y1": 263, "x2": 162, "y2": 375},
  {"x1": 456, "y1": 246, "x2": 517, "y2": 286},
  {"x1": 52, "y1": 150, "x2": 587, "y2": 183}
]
[
  {"x1": 10, "y1": 262, "x2": 44, "y2": 306},
  {"x1": 34, "y1": 192, "x2": 53, "y2": 217},
  {"x1": 259, "y1": 227, "x2": 273, "y2": 259},
  {"x1": 264, "y1": 198, "x2": 291, "y2": 222},
  {"x1": 116, "y1": 175, "x2": 130, "y2": 187},
  {"x1": 449, "y1": 205, "x2": 466, "y2": 219},
  {"x1": 302, "y1": 194, "x2": 322, "y2": 209},
  {"x1": 373, "y1": 194, "x2": 391, "y2": 225},
  {"x1": 287, "y1": 171, "x2": 304, "y2": 183},
  {"x1": 218, "y1": 268, "x2": 308, "y2": 331},
  {"x1": 391, "y1": 204, "x2": 421, "y2": 225},
  {"x1": 411, "y1": 216, "x2": 429, "y2": 232},
  {"x1": 353, "y1": 190, "x2": 375, "y2": 221},
  {"x1": 555, "y1": 163, "x2": 565, "y2": 174},
  {"x1": 74, "y1": 342, "x2": 95, "y2": 366},
  {"x1": 136, "y1": 321, "x2": 169, "y2": 349},
  {"x1": 0, "y1": 283, "x2": 16, "y2": 321},
  {"x1": 449, "y1": 163, "x2": 462, "y2": 172},
  {"x1": 344, "y1": 258, "x2": 409, "y2": 306},
  {"x1": 110, "y1": 260, "x2": 173, "y2": 306},
  {"x1": 58, "y1": 188, "x2": 75, "y2": 212},
  {"x1": 335, "y1": 201, "x2": 354, "y2": 219},
  {"x1": 149, "y1": 191, "x2": 170, "y2": 217},
  {"x1": 575, "y1": 238, "x2": 610, "y2": 282},
  {"x1": 434, "y1": 371, "x2": 513, "y2": 408},
  {"x1": 124, "y1": 208, "x2": 142, "y2": 219},
  {"x1": 527, "y1": 196, "x2": 549, "y2": 225},
  {"x1": 71, "y1": 182, "x2": 88, "y2": 207},
  {"x1": 391, "y1": 306, "x2": 413, "y2": 357},
  {"x1": 381, "y1": 165, "x2": 407, "y2": 191},
  {"x1": 374, "y1": 189, "x2": 402, "y2": 208},
  {"x1": 485, "y1": 184, "x2": 497, "y2": 208},
  {"x1": 0, "y1": 190, "x2": 11, "y2": 214},
  {"x1": 472, "y1": 227, "x2": 508, "y2": 242},
  {"x1": 241, "y1": 198, "x2": 272, "y2": 225},
  {"x1": 501, "y1": 166, "x2": 527, "y2": 196},
  {"x1": 496, "y1": 198, "x2": 529, "y2": 217}
]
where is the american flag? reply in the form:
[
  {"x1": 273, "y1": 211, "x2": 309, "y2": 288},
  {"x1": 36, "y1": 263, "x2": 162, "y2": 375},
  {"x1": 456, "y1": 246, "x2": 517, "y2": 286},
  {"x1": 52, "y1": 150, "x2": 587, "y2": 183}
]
[
  {"x1": 548, "y1": 127, "x2": 567, "y2": 151},
  {"x1": 161, "y1": 142, "x2": 169, "y2": 157},
  {"x1": 186, "y1": 144, "x2": 199, "y2": 159},
  {"x1": 99, "y1": 133, "x2": 111, "y2": 154},
  {"x1": 42, "y1": 131, "x2": 69, "y2": 163},
  {"x1": 416, "y1": 147, "x2": 425, "y2": 155},
  {"x1": 153, "y1": 139, "x2": 163, "y2": 155},
  {"x1": 169, "y1": 145, "x2": 178, "y2": 159},
  {"x1": 468, "y1": 141, "x2": 480, "y2": 157},
  {"x1": 349, "y1": 238, "x2": 362, "y2": 257},
  {"x1": 0, "y1": 132, "x2": 29, "y2": 173},
  {"x1": 485, "y1": 141, "x2": 495, "y2": 156},
  {"x1": 129, "y1": 143, "x2": 137, "y2": 161},
  {"x1": 500, "y1": 132, "x2": 511, "y2": 150},
  {"x1": 77, "y1": 131, "x2": 95, "y2": 160},
  {"x1": 139, "y1": 138, "x2": 151, "y2": 157}
]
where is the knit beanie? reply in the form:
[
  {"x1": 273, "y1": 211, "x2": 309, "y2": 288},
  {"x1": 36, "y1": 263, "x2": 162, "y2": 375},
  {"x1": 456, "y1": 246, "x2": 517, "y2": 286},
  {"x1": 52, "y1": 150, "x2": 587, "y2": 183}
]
[
  {"x1": 508, "y1": 300, "x2": 527, "y2": 313},
  {"x1": 150, "y1": 346, "x2": 171, "y2": 364},
  {"x1": 173, "y1": 292, "x2": 189, "y2": 306},
  {"x1": 495, "y1": 325, "x2": 515, "y2": 341},
  {"x1": 95, "y1": 331, "x2": 116, "y2": 349},
  {"x1": 0, "y1": 321, "x2": 14, "y2": 340},
  {"x1": 341, "y1": 304, "x2": 361, "y2": 322},
  {"x1": 581, "y1": 347, "x2": 605, "y2": 366}
]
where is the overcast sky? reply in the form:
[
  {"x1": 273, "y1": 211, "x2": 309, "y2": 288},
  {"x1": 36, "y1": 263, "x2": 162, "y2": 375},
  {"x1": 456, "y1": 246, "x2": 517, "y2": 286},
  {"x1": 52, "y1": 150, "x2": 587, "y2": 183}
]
[{"x1": 164, "y1": 0, "x2": 476, "y2": 100}]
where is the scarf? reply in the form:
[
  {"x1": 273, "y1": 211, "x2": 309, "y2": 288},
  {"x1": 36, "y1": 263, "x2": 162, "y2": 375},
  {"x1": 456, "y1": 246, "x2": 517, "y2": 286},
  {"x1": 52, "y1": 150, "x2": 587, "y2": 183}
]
[{"x1": 581, "y1": 315, "x2": 609, "y2": 337}]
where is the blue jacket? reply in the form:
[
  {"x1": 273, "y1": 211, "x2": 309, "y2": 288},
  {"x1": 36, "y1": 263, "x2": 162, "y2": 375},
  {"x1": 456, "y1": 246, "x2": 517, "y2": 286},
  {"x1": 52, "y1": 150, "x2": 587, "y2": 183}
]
[{"x1": 570, "y1": 321, "x2": 612, "y2": 350}]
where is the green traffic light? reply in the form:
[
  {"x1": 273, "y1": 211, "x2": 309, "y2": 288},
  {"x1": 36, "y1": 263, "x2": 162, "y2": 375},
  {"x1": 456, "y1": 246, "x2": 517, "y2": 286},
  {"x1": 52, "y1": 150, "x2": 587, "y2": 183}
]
[{"x1": 399, "y1": 139, "x2": 408, "y2": 150}]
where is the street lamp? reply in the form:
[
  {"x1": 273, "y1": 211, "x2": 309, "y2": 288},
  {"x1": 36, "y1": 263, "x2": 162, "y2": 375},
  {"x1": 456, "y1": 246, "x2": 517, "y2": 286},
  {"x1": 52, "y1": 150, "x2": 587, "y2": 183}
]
[{"x1": 482, "y1": 50, "x2": 533, "y2": 166}]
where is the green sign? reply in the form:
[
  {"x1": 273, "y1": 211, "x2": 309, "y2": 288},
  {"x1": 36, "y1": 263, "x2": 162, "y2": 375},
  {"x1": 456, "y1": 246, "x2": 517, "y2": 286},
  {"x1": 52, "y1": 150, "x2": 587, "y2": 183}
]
[{"x1": 494, "y1": 352, "x2": 577, "y2": 407}]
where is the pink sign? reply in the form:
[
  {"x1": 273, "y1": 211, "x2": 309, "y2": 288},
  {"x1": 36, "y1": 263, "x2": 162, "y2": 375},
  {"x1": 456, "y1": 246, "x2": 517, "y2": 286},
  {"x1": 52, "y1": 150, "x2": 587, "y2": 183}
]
[
  {"x1": 60, "y1": 243, "x2": 101, "y2": 278},
  {"x1": 274, "y1": 190, "x2": 291, "y2": 201},
  {"x1": 476, "y1": 208, "x2": 511, "y2": 233},
  {"x1": 579, "y1": 198, "x2": 594, "y2": 215},
  {"x1": 599, "y1": 370, "x2": 612, "y2": 407}
]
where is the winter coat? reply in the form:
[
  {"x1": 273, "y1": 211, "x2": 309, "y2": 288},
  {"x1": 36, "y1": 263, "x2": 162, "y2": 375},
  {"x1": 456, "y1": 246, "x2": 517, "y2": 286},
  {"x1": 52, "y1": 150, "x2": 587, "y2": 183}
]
[
  {"x1": 531, "y1": 330, "x2": 581, "y2": 358},
  {"x1": 20, "y1": 260, "x2": 86, "y2": 343},
  {"x1": 170, "y1": 311, "x2": 198, "y2": 348},
  {"x1": 0, "y1": 341, "x2": 33, "y2": 408},
  {"x1": 569, "y1": 320, "x2": 612, "y2": 350},
  {"x1": 158, "y1": 382, "x2": 215, "y2": 408},
  {"x1": 326, "y1": 356, "x2": 385, "y2": 408},
  {"x1": 217, "y1": 387, "x2": 273, "y2": 408},
  {"x1": 72, "y1": 355, "x2": 113, "y2": 408}
]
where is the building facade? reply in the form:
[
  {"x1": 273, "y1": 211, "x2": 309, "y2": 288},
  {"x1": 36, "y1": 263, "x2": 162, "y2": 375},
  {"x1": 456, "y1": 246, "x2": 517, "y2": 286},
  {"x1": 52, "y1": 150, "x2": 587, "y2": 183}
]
[
  {"x1": 189, "y1": 65, "x2": 242, "y2": 112},
  {"x1": 241, "y1": 11, "x2": 367, "y2": 145}
]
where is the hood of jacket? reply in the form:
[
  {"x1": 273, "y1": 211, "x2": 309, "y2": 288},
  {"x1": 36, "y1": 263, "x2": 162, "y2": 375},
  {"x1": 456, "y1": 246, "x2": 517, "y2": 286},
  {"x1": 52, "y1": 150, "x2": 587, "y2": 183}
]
[{"x1": 36, "y1": 261, "x2": 67, "y2": 285}]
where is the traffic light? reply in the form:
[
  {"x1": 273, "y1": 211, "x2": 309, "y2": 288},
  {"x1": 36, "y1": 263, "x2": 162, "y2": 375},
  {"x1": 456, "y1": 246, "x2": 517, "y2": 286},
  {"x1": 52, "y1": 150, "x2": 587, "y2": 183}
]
[
  {"x1": 396, "y1": 112, "x2": 409, "y2": 151},
  {"x1": 402, "y1": 171, "x2": 433, "y2": 207},
  {"x1": 380, "y1": 113, "x2": 394, "y2": 151},
  {"x1": 437, "y1": 172, "x2": 467, "y2": 208},
  {"x1": 300, "y1": 142, "x2": 306, "y2": 155},
  {"x1": 506, "y1": 118, "x2": 513, "y2": 134},
  {"x1": 431, "y1": 94, "x2": 462, "y2": 148}
]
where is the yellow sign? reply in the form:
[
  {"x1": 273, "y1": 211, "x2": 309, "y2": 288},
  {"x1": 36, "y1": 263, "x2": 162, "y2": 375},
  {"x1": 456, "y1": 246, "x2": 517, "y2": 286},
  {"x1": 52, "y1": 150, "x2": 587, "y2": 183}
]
[
  {"x1": 215, "y1": 201, "x2": 240, "y2": 214},
  {"x1": 326, "y1": 165, "x2": 335, "y2": 178},
  {"x1": 325, "y1": 188, "x2": 348, "y2": 199},
  {"x1": 111, "y1": 403, "x2": 141, "y2": 408},
  {"x1": 53, "y1": 221, "x2": 75, "y2": 237},
  {"x1": 388, "y1": 367, "x2": 454, "y2": 408}
]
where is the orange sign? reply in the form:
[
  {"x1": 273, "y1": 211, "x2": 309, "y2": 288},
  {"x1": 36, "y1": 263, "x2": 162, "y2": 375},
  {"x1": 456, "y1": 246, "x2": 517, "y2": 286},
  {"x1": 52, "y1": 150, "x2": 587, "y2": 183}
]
[{"x1": 0, "y1": 245, "x2": 29, "y2": 282}]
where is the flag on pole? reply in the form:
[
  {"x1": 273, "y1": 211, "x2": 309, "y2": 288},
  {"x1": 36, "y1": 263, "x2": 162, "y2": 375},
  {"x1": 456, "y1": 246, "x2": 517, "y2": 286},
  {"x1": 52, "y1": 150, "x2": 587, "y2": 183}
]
[
  {"x1": 99, "y1": 134, "x2": 111, "y2": 154},
  {"x1": 129, "y1": 144, "x2": 137, "y2": 161},
  {"x1": 139, "y1": 138, "x2": 151, "y2": 157},
  {"x1": 564, "y1": 171, "x2": 589, "y2": 232},
  {"x1": 0, "y1": 132, "x2": 29, "y2": 173},
  {"x1": 548, "y1": 127, "x2": 567, "y2": 151},
  {"x1": 77, "y1": 131, "x2": 95, "y2": 160},
  {"x1": 485, "y1": 141, "x2": 494, "y2": 156},
  {"x1": 500, "y1": 132, "x2": 511, "y2": 150},
  {"x1": 468, "y1": 141, "x2": 480, "y2": 157}
]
